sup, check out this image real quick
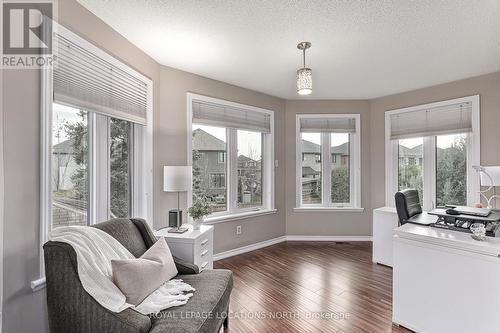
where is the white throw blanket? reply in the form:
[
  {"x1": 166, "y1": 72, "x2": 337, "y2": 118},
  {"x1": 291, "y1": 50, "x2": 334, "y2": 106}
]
[{"x1": 50, "y1": 226, "x2": 194, "y2": 315}]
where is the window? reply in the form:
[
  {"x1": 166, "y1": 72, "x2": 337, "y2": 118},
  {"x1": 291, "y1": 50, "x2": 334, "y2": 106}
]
[
  {"x1": 385, "y1": 96, "x2": 479, "y2": 210},
  {"x1": 210, "y1": 173, "x2": 226, "y2": 189},
  {"x1": 237, "y1": 130, "x2": 263, "y2": 209},
  {"x1": 436, "y1": 133, "x2": 467, "y2": 206},
  {"x1": 398, "y1": 138, "x2": 423, "y2": 204},
  {"x1": 51, "y1": 104, "x2": 140, "y2": 228},
  {"x1": 52, "y1": 104, "x2": 89, "y2": 227},
  {"x1": 296, "y1": 114, "x2": 361, "y2": 209},
  {"x1": 331, "y1": 133, "x2": 350, "y2": 204},
  {"x1": 301, "y1": 133, "x2": 322, "y2": 204},
  {"x1": 217, "y1": 151, "x2": 226, "y2": 163},
  {"x1": 43, "y1": 24, "x2": 153, "y2": 237},
  {"x1": 189, "y1": 94, "x2": 274, "y2": 220},
  {"x1": 192, "y1": 124, "x2": 227, "y2": 213},
  {"x1": 110, "y1": 118, "x2": 132, "y2": 218}
]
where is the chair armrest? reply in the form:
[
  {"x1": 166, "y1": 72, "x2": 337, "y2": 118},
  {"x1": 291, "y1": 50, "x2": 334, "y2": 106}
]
[
  {"x1": 43, "y1": 241, "x2": 152, "y2": 333},
  {"x1": 174, "y1": 256, "x2": 200, "y2": 274},
  {"x1": 130, "y1": 219, "x2": 200, "y2": 274}
]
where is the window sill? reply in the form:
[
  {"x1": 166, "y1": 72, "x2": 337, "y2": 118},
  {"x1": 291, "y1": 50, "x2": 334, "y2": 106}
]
[
  {"x1": 293, "y1": 207, "x2": 365, "y2": 213},
  {"x1": 31, "y1": 277, "x2": 46, "y2": 292},
  {"x1": 204, "y1": 209, "x2": 277, "y2": 224}
]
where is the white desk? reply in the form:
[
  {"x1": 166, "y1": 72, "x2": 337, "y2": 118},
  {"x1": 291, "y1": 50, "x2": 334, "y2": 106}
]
[
  {"x1": 393, "y1": 223, "x2": 500, "y2": 332},
  {"x1": 155, "y1": 225, "x2": 214, "y2": 272},
  {"x1": 372, "y1": 207, "x2": 399, "y2": 266}
]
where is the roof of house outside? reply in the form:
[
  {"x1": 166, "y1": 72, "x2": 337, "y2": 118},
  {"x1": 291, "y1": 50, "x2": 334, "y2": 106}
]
[
  {"x1": 302, "y1": 140, "x2": 349, "y2": 155},
  {"x1": 302, "y1": 166, "x2": 320, "y2": 176},
  {"x1": 399, "y1": 144, "x2": 423, "y2": 156},
  {"x1": 238, "y1": 154, "x2": 260, "y2": 163},
  {"x1": 301, "y1": 140, "x2": 320, "y2": 154},
  {"x1": 331, "y1": 142, "x2": 349, "y2": 155},
  {"x1": 193, "y1": 128, "x2": 226, "y2": 151},
  {"x1": 53, "y1": 139, "x2": 74, "y2": 154}
]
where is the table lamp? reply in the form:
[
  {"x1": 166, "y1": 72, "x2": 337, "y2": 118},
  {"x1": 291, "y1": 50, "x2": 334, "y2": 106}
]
[
  {"x1": 163, "y1": 166, "x2": 192, "y2": 233},
  {"x1": 473, "y1": 165, "x2": 500, "y2": 209}
]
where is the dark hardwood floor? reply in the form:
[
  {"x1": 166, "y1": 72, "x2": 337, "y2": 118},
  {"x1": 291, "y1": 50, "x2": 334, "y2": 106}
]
[{"x1": 214, "y1": 241, "x2": 412, "y2": 333}]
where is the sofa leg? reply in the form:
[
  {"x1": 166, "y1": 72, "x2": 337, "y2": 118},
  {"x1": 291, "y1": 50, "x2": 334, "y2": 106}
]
[{"x1": 223, "y1": 316, "x2": 229, "y2": 328}]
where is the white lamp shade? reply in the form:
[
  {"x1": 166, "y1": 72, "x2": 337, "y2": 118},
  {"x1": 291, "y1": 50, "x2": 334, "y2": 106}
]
[
  {"x1": 480, "y1": 166, "x2": 500, "y2": 187},
  {"x1": 163, "y1": 166, "x2": 192, "y2": 192}
]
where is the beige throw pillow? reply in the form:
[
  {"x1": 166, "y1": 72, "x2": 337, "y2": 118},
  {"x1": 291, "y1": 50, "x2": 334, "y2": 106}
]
[{"x1": 112, "y1": 238, "x2": 178, "y2": 305}]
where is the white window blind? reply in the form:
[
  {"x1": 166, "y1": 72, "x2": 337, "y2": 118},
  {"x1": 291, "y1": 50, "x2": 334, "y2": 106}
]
[
  {"x1": 299, "y1": 117, "x2": 356, "y2": 133},
  {"x1": 53, "y1": 29, "x2": 150, "y2": 125},
  {"x1": 390, "y1": 102, "x2": 472, "y2": 140},
  {"x1": 192, "y1": 100, "x2": 271, "y2": 133}
]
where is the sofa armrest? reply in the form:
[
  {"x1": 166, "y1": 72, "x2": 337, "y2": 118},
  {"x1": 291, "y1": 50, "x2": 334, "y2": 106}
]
[
  {"x1": 43, "y1": 241, "x2": 152, "y2": 333},
  {"x1": 174, "y1": 256, "x2": 200, "y2": 274}
]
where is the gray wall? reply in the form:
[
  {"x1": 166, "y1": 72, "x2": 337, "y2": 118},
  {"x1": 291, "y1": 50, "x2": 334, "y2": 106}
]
[{"x1": 284, "y1": 100, "x2": 372, "y2": 236}]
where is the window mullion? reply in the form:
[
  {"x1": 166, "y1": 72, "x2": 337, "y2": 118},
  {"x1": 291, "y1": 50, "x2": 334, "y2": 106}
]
[
  {"x1": 423, "y1": 136, "x2": 435, "y2": 211},
  {"x1": 465, "y1": 133, "x2": 475, "y2": 206},
  {"x1": 92, "y1": 114, "x2": 110, "y2": 224},
  {"x1": 88, "y1": 112, "x2": 96, "y2": 225},
  {"x1": 128, "y1": 123, "x2": 134, "y2": 217},
  {"x1": 349, "y1": 133, "x2": 355, "y2": 207},
  {"x1": 228, "y1": 128, "x2": 238, "y2": 213},
  {"x1": 322, "y1": 133, "x2": 332, "y2": 207}
]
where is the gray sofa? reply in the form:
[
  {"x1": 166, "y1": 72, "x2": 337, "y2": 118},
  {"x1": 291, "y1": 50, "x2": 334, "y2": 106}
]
[{"x1": 43, "y1": 218, "x2": 233, "y2": 333}]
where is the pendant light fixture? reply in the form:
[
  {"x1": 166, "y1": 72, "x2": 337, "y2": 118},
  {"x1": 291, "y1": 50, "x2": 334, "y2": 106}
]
[{"x1": 296, "y1": 41, "x2": 312, "y2": 95}]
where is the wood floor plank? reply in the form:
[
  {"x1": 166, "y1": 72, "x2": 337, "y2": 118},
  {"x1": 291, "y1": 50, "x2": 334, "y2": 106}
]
[{"x1": 214, "y1": 241, "x2": 412, "y2": 333}]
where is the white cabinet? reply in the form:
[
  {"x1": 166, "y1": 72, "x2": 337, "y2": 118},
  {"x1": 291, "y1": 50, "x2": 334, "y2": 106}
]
[
  {"x1": 372, "y1": 207, "x2": 399, "y2": 266},
  {"x1": 155, "y1": 225, "x2": 214, "y2": 272}
]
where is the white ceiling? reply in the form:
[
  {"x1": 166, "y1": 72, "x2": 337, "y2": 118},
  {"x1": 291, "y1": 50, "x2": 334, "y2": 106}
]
[{"x1": 78, "y1": 0, "x2": 500, "y2": 99}]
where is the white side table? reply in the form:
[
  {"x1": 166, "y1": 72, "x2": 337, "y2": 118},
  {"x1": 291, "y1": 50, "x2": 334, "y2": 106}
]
[{"x1": 155, "y1": 225, "x2": 214, "y2": 272}]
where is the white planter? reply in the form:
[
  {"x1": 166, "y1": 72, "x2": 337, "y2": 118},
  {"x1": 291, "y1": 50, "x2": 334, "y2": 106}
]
[{"x1": 192, "y1": 218, "x2": 203, "y2": 230}]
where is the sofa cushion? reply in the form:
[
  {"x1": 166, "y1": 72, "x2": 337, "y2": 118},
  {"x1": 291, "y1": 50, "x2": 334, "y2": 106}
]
[
  {"x1": 149, "y1": 269, "x2": 233, "y2": 333},
  {"x1": 112, "y1": 238, "x2": 179, "y2": 305}
]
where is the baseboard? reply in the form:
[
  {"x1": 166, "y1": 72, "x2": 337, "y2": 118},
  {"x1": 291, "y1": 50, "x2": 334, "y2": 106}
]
[
  {"x1": 213, "y1": 234, "x2": 372, "y2": 261},
  {"x1": 285, "y1": 235, "x2": 373, "y2": 242},
  {"x1": 214, "y1": 236, "x2": 287, "y2": 261}
]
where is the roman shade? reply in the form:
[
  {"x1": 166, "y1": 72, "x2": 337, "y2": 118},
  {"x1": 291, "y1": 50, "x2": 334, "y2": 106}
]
[
  {"x1": 299, "y1": 117, "x2": 356, "y2": 133},
  {"x1": 53, "y1": 30, "x2": 151, "y2": 125},
  {"x1": 192, "y1": 100, "x2": 271, "y2": 133},
  {"x1": 390, "y1": 102, "x2": 472, "y2": 140}
]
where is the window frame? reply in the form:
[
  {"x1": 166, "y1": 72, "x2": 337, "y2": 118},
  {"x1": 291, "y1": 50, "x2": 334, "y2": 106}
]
[
  {"x1": 295, "y1": 114, "x2": 362, "y2": 211},
  {"x1": 187, "y1": 93, "x2": 275, "y2": 223},
  {"x1": 385, "y1": 95, "x2": 480, "y2": 210}
]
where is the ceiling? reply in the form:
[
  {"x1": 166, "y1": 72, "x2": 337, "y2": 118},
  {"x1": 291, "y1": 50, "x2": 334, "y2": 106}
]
[{"x1": 77, "y1": 0, "x2": 500, "y2": 99}]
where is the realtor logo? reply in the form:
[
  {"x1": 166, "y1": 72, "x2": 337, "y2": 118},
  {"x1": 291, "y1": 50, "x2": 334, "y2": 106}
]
[{"x1": 1, "y1": 1, "x2": 54, "y2": 68}]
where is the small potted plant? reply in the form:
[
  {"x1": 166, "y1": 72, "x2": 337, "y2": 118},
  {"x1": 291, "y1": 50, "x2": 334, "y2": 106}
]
[{"x1": 187, "y1": 197, "x2": 210, "y2": 230}]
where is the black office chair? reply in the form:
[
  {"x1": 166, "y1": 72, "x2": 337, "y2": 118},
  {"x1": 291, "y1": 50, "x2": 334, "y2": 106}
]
[{"x1": 395, "y1": 189, "x2": 422, "y2": 225}]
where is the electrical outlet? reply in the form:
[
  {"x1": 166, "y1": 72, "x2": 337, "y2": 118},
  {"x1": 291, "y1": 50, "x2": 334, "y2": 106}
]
[{"x1": 236, "y1": 225, "x2": 242, "y2": 235}]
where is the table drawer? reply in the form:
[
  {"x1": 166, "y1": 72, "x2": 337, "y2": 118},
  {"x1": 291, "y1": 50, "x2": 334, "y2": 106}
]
[
  {"x1": 194, "y1": 230, "x2": 213, "y2": 271},
  {"x1": 194, "y1": 248, "x2": 213, "y2": 271}
]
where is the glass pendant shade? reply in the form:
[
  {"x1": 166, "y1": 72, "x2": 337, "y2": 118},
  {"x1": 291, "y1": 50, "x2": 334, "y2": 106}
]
[{"x1": 296, "y1": 67, "x2": 312, "y2": 95}]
